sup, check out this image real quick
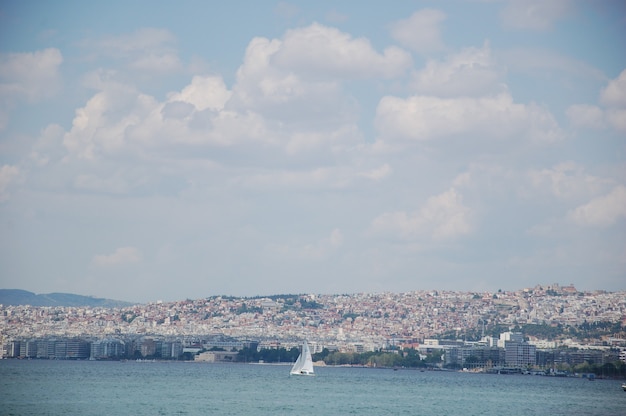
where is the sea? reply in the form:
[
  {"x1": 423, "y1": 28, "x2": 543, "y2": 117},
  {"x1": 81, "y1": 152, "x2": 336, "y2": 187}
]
[{"x1": 1, "y1": 360, "x2": 624, "y2": 416}]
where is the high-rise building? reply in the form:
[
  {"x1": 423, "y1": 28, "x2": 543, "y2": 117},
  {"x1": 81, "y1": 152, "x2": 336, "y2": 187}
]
[
  {"x1": 504, "y1": 341, "x2": 536, "y2": 367},
  {"x1": 91, "y1": 339, "x2": 125, "y2": 359}
]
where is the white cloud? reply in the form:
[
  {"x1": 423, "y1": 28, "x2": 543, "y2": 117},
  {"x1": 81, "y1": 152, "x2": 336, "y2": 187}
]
[
  {"x1": 63, "y1": 85, "x2": 158, "y2": 159},
  {"x1": 92, "y1": 247, "x2": 142, "y2": 267},
  {"x1": 375, "y1": 92, "x2": 563, "y2": 143},
  {"x1": 0, "y1": 48, "x2": 63, "y2": 130},
  {"x1": 273, "y1": 23, "x2": 411, "y2": 79},
  {"x1": 411, "y1": 42, "x2": 506, "y2": 97},
  {"x1": 371, "y1": 188, "x2": 471, "y2": 240},
  {"x1": 566, "y1": 104, "x2": 606, "y2": 129},
  {"x1": 567, "y1": 70, "x2": 626, "y2": 133},
  {"x1": 605, "y1": 108, "x2": 626, "y2": 133},
  {"x1": 166, "y1": 75, "x2": 231, "y2": 111},
  {"x1": 601, "y1": 69, "x2": 626, "y2": 108},
  {"x1": 59, "y1": 23, "x2": 406, "y2": 166},
  {"x1": 359, "y1": 164, "x2": 392, "y2": 181},
  {"x1": 568, "y1": 185, "x2": 626, "y2": 227},
  {"x1": 528, "y1": 162, "x2": 611, "y2": 200},
  {"x1": 0, "y1": 48, "x2": 63, "y2": 102},
  {"x1": 230, "y1": 34, "x2": 355, "y2": 129},
  {"x1": 600, "y1": 69, "x2": 626, "y2": 132},
  {"x1": 0, "y1": 165, "x2": 20, "y2": 202},
  {"x1": 390, "y1": 9, "x2": 446, "y2": 54},
  {"x1": 88, "y1": 28, "x2": 181, "y2": 73},
  {"x1": 500, "y1": 0, "x2": 571, "y2": 31},
  {"x1": 61, "y1": 72, "x2": 239, "y2": 159},
  {"x1": 452, "y1": 172, "x2": 471, "y2": 189}
]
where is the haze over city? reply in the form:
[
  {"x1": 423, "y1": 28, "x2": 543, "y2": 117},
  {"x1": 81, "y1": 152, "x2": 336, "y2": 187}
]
[{"x1": 1, "y1": 1, "x2": 625, "y2": 303}]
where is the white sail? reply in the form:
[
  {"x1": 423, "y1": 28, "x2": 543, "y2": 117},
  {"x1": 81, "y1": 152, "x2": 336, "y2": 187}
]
[{"x1": 290, "y1": 341, "x2": 315, "y2": 376}]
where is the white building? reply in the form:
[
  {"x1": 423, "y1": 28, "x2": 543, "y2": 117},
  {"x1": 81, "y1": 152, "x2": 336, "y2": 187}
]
[{"x1": 498, "y1": 332, "x2": 523, "y2": 348}]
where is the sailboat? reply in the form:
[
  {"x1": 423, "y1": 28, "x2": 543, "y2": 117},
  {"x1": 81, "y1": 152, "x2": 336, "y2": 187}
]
[{"x1": 290, "y1": 340, "x2": 315, "y2": 376}]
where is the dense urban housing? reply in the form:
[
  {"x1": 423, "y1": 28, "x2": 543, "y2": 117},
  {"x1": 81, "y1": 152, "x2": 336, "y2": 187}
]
[{"x1": 2, "y1": 284, "x2": 625, "y2": 374}]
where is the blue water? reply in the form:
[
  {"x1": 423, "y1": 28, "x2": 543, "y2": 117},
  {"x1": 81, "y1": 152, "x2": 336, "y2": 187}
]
[{"x1": 1, "y1": 360, "x2": 624, "y2": 415}]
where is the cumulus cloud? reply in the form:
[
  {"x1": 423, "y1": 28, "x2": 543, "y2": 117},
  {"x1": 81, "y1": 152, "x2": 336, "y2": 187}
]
[
  {"x1": 228, "y1": 23, "x2": 410, "y2": 136},
  {"x1": 61, "y1": 71, "x2": 241, "y2": 161},
  {"x1": 0, "y1": 165, "x2": 20, "y2": 201},
  {"x1": 500, "y1": 0, "x2": 571, "y2": 31},
  {"x1": 390, "y1": 9, "x2": 446, "y2": 54},
  {"x1": 59, "y1": 22, "x2": 411, "y2": 167},
  {"x1": 63, "y1": 84, "x2": 158, "y2": 159},
  {"x1": 272, "y1": 23, "x2": 412, "y2": 79},
  {"x1": 166, "y1": 75, "x2": 231, "y2": 111},
  {"x1": 223, "y1": 33, "x2": 360, "y2": 140},
  {"x1": 568, "y1": 185, "x2": 626, "y2": 227},
  {"x1": 375, "y1": 92, "x2": 563, "y2": 143},
  {"x1": 371, "y1": 188, "x2": 471, "y2": 240},
  {"x1": 411, "y1": 42, "x2": 505, "y2": 97},
  {"x1": 92, "y1": 247, "x2": 142, "y2": 267}
]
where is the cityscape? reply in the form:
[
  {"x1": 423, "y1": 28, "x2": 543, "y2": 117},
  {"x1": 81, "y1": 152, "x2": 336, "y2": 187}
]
[{"x1": 2, "y1": 283, "x2": 626, "y2": 374}]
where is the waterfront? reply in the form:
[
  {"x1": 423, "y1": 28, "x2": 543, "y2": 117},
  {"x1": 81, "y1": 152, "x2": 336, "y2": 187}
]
[{"x1": 1, "y1": 360, "x2": 625, "y2": 415}]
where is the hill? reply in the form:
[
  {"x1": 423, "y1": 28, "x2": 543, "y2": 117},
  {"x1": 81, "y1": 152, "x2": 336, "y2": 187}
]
[{"x1": 0, "y1": 289, "x2": 135, "y2": 308}]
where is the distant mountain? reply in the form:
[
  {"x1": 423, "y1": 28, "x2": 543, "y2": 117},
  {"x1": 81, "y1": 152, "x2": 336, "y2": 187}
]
[{"x1": 0, "y1": 289, "x2": 135, "y2": 308}]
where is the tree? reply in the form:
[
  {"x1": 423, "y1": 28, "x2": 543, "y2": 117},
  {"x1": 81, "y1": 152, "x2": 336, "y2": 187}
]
[{"x1": 424, "y1": 350, "x2": 444, "y2": 365}]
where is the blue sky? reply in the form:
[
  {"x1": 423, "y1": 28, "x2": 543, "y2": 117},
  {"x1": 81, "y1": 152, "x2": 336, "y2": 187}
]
[{"x1": 1, "y1": 1, "x2": 624, "y2": 303}]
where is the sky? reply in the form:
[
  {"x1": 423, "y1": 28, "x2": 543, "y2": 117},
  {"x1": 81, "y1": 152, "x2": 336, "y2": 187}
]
[{"x1": 0, "y1": 1, "x2": 625, "y2": 303}]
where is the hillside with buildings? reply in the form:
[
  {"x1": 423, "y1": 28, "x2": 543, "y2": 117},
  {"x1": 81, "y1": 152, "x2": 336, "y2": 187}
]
[{"x1": 2, "y1": 284, "x2": 625, "y2": 373}]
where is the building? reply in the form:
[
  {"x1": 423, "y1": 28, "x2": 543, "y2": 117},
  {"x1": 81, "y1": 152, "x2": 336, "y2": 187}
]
[
  {"x1": 140, "y1": 338, "x2": 158, "y2": 357},
  {"x1": 20, "y1": 340, "x2": 37, "y2": 358},
  {"x1": 3, "y1": 341, "x2": 20, "y2": 358},
  {"x1": 445, "y1": 346, "x2": 504, "y2": 368},
  {"x1": 535, "y1": 349, "x2": 555, "y2": 367},
  {"x1": 11, "y1": 338, "x2": 91, "y2": 359},
  {"x1": 91, "y1": 339, "x2": 126, "y2": 360},
  {"x1": 195, "y1": 351, "x2": 239, "y2": 362},
  {"x1": 159, "y1": 340, "x2": 183, "y2": 359},
  {"x1": 504, "y1": 342, "x2": 536, "y2": 367},
  {"x1": 64, "y1": 339, "x2": 90, "y2": 359},
  {"x1": 498, "y1": 332, "x2": 523, "y2": 348}
]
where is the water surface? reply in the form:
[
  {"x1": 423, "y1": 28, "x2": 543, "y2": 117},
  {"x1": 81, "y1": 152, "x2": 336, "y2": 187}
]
[{"x1": 1, "y1": 360, "x2": 624, "y2": 415}]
